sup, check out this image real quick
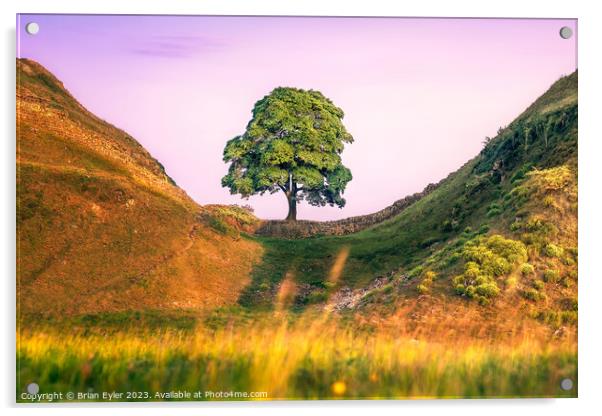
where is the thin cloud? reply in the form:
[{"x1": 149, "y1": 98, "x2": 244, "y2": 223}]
[{"x1": 129, "y1": 35, "x2": 224, "y2": 58}]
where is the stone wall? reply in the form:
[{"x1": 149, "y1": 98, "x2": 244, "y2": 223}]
[{"x1": 254, "y1": 182, "x2": 440, "y2": 239}]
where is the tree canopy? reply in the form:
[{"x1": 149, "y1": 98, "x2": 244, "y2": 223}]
[{"x1": 221, "y1": 87, "x2": 353, "y2": 220}]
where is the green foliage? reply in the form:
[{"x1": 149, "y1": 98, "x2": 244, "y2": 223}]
[
  {"x1": 533, "y1": 280, "x2": 545, "y2": 290},
  {"x1": 417, "y1": 270, "x2": 436, "y2": 294},
  {"x1": 464, "y1": 174, "x2": 492, "y2": 196},
  {"x1": 442, "y1": 219, "x2": 460, "y2": 232},
  {"x1": 536, "y1": 310, "x2": 577, "y2": 327},
  {"x1": 416, "y1": 284, "x2": 430, "y2": 295},
  {"x1": 543, "y1": 243, "x2": 564, "y2": 258},
  {"x1": 305, "y1": 290, "x2": 329, "y2": 304},
  {"x1": 486, "y1": 202, "x2": 502, "y2": 218},
  {"x1": 510, "y1": 163, "x2": 534, "y2": 184},
  {"x1": 543, "y1": 195, "x2": 558, "y2": 209},
  {"x1": 475, "y1": 282, "x2": 500, "y2": 298},
  {"x1": 526, "y1": 166, "x2": 573, "y2": 193},
  {"x1": 521, "y1": 263, "x2": 535, "y2": 276},
  {"x1": 446, "y1": 252, "x2": 461, "y2": 266},
  {"x1": 216, "y1": 205, "x2": 256, "y2": 224},
  {"x1": 543, "y1": 269, "x2": 561, "y2": 283},
  {"x1": 407, "y1": 265, "x2": 424, "y2": 279},
  {"x1": 521, "y1": 288, "x2": 546, "y2": 302},
  {"x1": 475, "y1": 80, "x2": 577, "y2": 179},
  {"x1": 221, "y1": 87, "x2": 353, "y2": 219},
  {"x1": 236, "y1": 73, "x2": 578, "y2": 313},
  {"x1": 506, "y1": 165, "x2": 575, "y2": 216},
  {"x1": 453, "y1": 235, "x2": 527, "y2": 303},
  {"x1": 477, "y1": 224, "x2": 490, "y2": 235},
  {"x1": 205, "y1": 216, "x2": 234, "y2": 236}
]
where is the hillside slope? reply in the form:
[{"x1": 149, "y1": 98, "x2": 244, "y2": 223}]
[
  {"x1": 247, "y1": 72, "x2": 577, "y2": 340},
  {"x1": 17, "y1": 58, "x2": 262, "y2": 317}
]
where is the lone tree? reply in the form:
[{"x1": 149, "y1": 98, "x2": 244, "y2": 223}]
[{"x1": 221, "y1": 87, "x2": 353, "y2": 221}]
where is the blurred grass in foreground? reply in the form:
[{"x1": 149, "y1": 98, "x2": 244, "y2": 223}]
[{"x1": 17, "y1": 315, "x2": 577, "y2": 401}]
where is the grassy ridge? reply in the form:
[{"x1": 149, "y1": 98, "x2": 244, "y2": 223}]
[
  {"x1": 17, "y1": 58, "x2": 264, "y2": 317},
  {"x1": 241, "y1": 75, "x2": 577, "y2": 313}
]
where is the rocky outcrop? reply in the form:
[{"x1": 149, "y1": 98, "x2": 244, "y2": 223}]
[{"x1": 254, "y1": 182, "x2": 440, "y2": 239}]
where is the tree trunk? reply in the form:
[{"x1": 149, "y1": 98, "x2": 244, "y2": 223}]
[
  {"x1": 285, "y1": 192, "x2": 297, "y2": 221},
  {"x1": 285, "y1": 178, "x2": 298, "y2": 221}
]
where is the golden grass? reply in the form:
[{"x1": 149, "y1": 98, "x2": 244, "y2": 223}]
[{"x1": 17, "y1": 313, "x2": 577, "y2": 401}]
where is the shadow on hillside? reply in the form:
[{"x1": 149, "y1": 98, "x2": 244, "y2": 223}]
[{"x1": 237, "y1": 236, "x2": 348, "y2": 312}]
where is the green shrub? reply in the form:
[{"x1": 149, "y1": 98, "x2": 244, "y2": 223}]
[
  {"x1": 521, "y1": 288, "x2": 544, "y2": 302},
  {"x1": 417, "y1": 270, "x2": 436, "y2": 294},
  {"x1": 306, "y1": 290, "x2": 328, "y2": 304},
  {"x1": 206, "y1": 216, "x2": 236, "y2": 237},
  {"x1": 408, "y1": 265, "x2": 424, "y2": 279},
  {"x1": 485, "y1": 235, "x2": 528, "y2": 263},
  {"x1": 417, "y1": 284, "x2": 430, "y2": 294},
  {"x1": 537, "y1": 310, "x2": 561, "y2": 327},
  {"x1": 454, "y1": 283, "x2": 466, "y2": 295},
  {"x1": 537, "y1": 309, "x2": 576, "y2": 327},
  {"x1": 543, "y1": 195, "x2": 557, "y2": 209},
  {"x1": 446, "y1": 252, "x2": 461, "y2": 265},
  {"x1": 510, "y1": 220, "x2": 523, "y2": 232},
  {"x1": 475, "y1": 282, "x2": 500, "y2": 297},
  {"x1": 323, "y1": 281, "x2": 336, "y2": 289},
  {"x1": 441, "y1": 219, "x2": 457, "y2": 232},
  {"x1": 477, "y1": 295, "x2": 491, "y2": 306},
  {"x1": 453, "y1": 235, "x2": 527, "y2": 303},
  {"x1": 533, "y1": 280, "x2": 545, "y2": 290},
  {"x1": 560, "y1": 310, "x2": 578, "y2": 325},
  {"x1": 381, "y1": 284, "x2": 394, "y2": 294},
  {"x1": 520, "y1": 263, "x2": 535, "y2": 276},
  {"x1": 419, "y1": 236, "x2": 440, "y2": 248},
  {"x1": 543, "y1": 269, "x2": 561, "y2": 283},
  {"x1": 543, "y1": 243, "x2": 564, "y2": 258},
  {"x1": 510, "y1": 163, "x2": 533, "y2": 183},
  {"x1": 526, "y1": 165, "x2": 573, "y2": 192},
  {"x1": 486, "y1": 203, "x2": 502, "y2": 218},
  {"x1": 561, "y1": 255, "x2": 575, "y2": 266},
  {"x1": 422, "y1": 270, "x2": 436, "y2": 281},
  {"x1": 524, "y1": 217, "x2": 545, "y2": 232}
]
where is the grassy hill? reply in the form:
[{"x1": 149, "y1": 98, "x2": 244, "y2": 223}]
[
  {"x1": 245, "y1": 71, "x2": 577, "y2": 338},
  {"x1": 17, "y1": 58, "x2": 263, "y2": 318},
  {"x1": 16, "y1": 60, "x2": 577, "y2": 400}
]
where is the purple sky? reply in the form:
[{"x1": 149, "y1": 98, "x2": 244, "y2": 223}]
[{"x1": 17, "y1": 15, "x2": 577, "y2": 220}]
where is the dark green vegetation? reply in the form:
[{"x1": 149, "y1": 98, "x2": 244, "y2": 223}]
[{"x1": 222, "y1": 87, "x2": 354, "y2": 220}]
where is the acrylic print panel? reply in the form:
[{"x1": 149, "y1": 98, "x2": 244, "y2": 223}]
[{"x1": 16, "y1": 14, "x2": 577, "y2": 402}]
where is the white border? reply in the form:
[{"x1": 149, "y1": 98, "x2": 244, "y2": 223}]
[{"x1": 3, "y1": 1, "x2": 601, "y2": 415}]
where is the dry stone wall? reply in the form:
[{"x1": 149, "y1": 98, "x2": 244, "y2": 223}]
[{"x1": 254, "y1": 182, "x2": 439, "y2": 239}]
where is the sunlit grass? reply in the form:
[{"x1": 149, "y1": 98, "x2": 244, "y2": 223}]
[{"x1": 17, "y1": 314, "x2": 577, "y2": 401}]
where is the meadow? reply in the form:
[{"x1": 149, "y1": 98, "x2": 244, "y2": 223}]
[{"x1": 17, "y1": 310, "x2": 577, "y2": 402}]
